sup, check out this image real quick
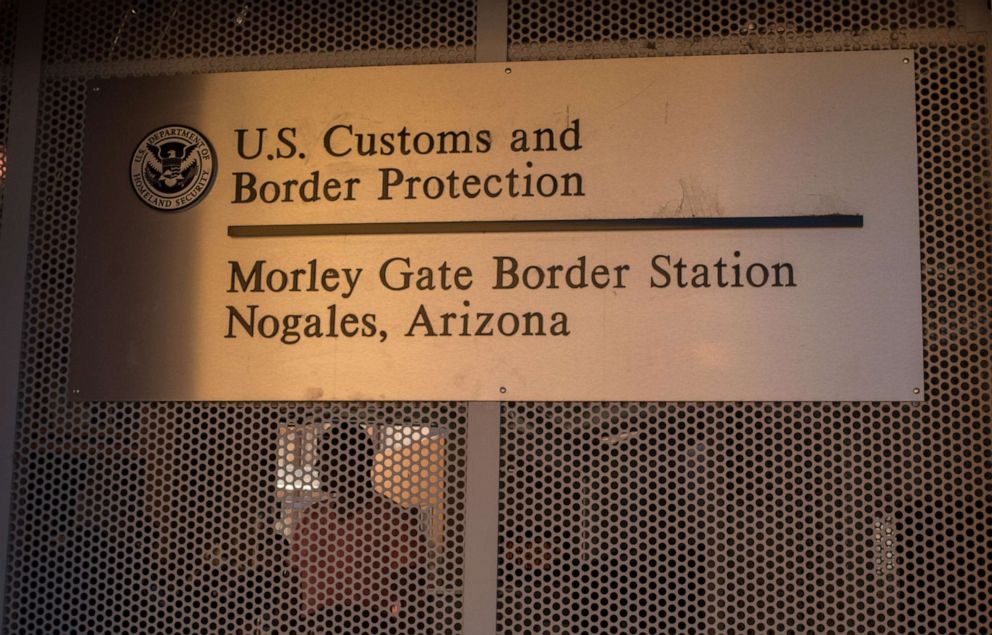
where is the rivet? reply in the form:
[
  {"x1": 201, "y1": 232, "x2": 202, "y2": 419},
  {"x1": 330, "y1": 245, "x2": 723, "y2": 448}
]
[
  {"x1": 499, "y1": 386, "x2": 507, "y2": 394},
  {"x1": 504, "y1": 67, "x2": 512, "y2": 74},
  {"x1": 912, "y1": 387, "x2": 920, "y2": 395}
]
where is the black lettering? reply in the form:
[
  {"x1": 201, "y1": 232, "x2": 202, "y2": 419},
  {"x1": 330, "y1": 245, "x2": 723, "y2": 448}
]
[
  {"x1": 413, "y1": 132, "x2": 434, "y2": 154},
  {"x1": 406, "y1": 304, "x2": 436, "y2": 336},
  {"x1": 510, "y1": 129, "x2": 529, "y2": 152},
  {"x1": 323, "y1": 124, "x2": 352, "y2": 157},
  {"x1": 304, "y1": 314, "x2": 323, "y2": 338},
  {"x1": 275, "y1": 127, "x2": 297, "y2": 158},
  {"x1": 225, "y1": 305, "x2": 257, "y2": 337},
  {"x1": 475, "y1": 311, "x2": 494, "y2": 336},
  {"x1": 475, "y1": 130, "x2": 493, "y2": 153},
  {"x1": 281, "y1": 314, "x2": 302, "y2": 344},
  {"x1": 380, "y1": 257, "x2": 412, "y2": 291},
  {"x1": 521, "y1": 312, "x2": 545, "y2": 335},
  {"x1": 550, "y1": 312, "x2": 570, "y2": 336},
  {"x1": 691, "y1": 264, "x2": 710, "y2": 288},
  {"x1": 532, "y1": 128, "x2": 555, "y2": 151},
  {"x1": 772, "y1": 262, "x2": 796, "y2": 287},
  {"x1": 379, "y1": 168, "x2": 403, "y2": 200},
  {"x1": 361, "y1": 314, "x2": 378, "y2": 336},
  {"x1": 379, "y1": 133, "x2": 395, "y2": 156},
  {"x1": 258, "y1": 315, "x2": 279, "y2": 338},
  {"x1": 437, "y1": 130, "x2": 471, "y2": 154},
  {"x1": 232, "y1": 172, "x2": 257, "y2": 203},
  {"x1": 340, "y1": 313, "x2": 359, "y2": 337},
  {"x1": 229, "y1": 261, "x2": 264, "y2": 292},
  {"x1": 746, "y1": 263, "x2": 769, "y2": 287},
  {"x1": 651, "y1": 254, "x2": 672, "y2": 288},
  {"x1": 561, "y1": 119, "x2": 582, "y2": 151},
  {"x1": 236, "y1": 128, "x2": 266, "y2": 160},
  {"x1": 299, "y1": 171, "x2": 320, "y2": 202},
  {"x1": 497, "y1": 313, "x2": 520, "y2": 335},
  {"x1": 493, "y1": 256, "x2": 519, "y2": 289},
  {"x1": 259, "y1": 181, "x2": 280, "y2": 204},
  {"x1": 561, "y1": 172, "x2": 584, "y2": 196}
]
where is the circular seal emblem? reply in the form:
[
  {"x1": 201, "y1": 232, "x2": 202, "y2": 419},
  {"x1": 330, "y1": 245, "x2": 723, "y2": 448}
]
[{"x1": 130, "y1": 125, "x2": 216, "y2": 211}]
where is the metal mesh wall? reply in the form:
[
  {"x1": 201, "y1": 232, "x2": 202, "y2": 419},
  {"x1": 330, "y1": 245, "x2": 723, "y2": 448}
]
[
  {"x1": 508, "y1": 0, "x2": 958, "y2": 45},
  {"x1": 2, "y1": 2, "x2": 990, "y2": 635},
  {"x1": 498, "y1": 2, "x2": 992, "y2": 634},
  {"x1": 42, "y1": 0, "x2": 476, "y2": 64},
  {"x1": 2, "y1": 2, "x2": 474, "y2": 634},
  {"x1": 0, "y1": 0, "x2": 18, "y2": 229}
]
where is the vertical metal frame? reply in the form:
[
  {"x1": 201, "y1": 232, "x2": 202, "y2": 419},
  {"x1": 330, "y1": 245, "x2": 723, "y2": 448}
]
[
  {"x1": 477, "y1": 0, "x2": 508, "y2": 63},
  {"x1": 0, "y1": 2, "x2": 48, "y2": 631},
  {"x1": 461, "y1": 6, "x2": 508, "y2": 635},
  {"x1": 462, "y1": 402, "x2": 502, "y2": 635}
]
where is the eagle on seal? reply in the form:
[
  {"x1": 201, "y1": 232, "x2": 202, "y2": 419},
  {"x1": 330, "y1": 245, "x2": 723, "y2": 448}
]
[{"x1": 144, "y1": 140, "x2": 200, "y2": 193}]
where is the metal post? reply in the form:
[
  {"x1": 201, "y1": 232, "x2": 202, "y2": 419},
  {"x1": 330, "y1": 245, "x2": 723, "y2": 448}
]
[
  {"x1": 477, "y1": 0, "x2": 508, "y2": 63},
  {"x1": 0, "y1": 1, "x2": 47, "y2": 630},
  {"x1": 461, "y1": 401, "x2": 502, "y2": 635},
  {"x1": 460, "y1": 5, "x2": 508, "y2": 634}
]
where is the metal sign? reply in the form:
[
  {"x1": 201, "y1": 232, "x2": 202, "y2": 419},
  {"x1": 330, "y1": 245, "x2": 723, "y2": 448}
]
[{"x1": 69, "y1": 51, "x2": 923, "y2": 401}]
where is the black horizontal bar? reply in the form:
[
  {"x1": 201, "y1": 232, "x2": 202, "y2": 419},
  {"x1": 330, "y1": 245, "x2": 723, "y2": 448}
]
[{"x1": 227, "y1": 214, "x2": 863, "y2": 238}]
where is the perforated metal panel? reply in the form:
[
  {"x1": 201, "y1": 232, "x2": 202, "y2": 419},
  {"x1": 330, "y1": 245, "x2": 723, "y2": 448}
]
[
  {"x1": 498, "y1": 3, "x2": 992, "y2": 634},
  {"x1": 3, "y1": 401, "x2": 468, "y2": 633},
  {"x1": 2, "y1": 2, "x2": 991, "y2": 635},
  {"x1": 42, "y1": 0, "x2": 476, "y2": 63},
  {"x1": 508, "y1": 0, "x2": 957, "y2": 45},
  {"x1": 2, "y1": 2, "x2": 474, "y2": 634}
]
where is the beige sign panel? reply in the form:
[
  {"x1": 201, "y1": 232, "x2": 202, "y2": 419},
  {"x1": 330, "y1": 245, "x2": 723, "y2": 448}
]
[{"x1": 70, "y1": 51, "x2": 923, "y2": 401}]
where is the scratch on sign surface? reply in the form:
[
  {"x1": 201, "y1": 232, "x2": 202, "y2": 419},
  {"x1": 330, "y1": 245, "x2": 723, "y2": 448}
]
[{"x1": 658, "y1": 177, "x2": 723, "y2": 217}]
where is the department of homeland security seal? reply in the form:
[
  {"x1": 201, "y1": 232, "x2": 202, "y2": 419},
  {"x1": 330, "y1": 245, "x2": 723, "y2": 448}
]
[{"x1": 131, "y1": 125, "x2": 216, "y2": 211}]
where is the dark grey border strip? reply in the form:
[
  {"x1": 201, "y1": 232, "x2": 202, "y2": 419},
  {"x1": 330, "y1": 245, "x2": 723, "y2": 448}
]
[
  {"x1": 228, "y1": 214, "x2": 864, "y2": 238},
  {"x1": 0, "y1": 2, "x2": 47, "y2": 631}
]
